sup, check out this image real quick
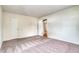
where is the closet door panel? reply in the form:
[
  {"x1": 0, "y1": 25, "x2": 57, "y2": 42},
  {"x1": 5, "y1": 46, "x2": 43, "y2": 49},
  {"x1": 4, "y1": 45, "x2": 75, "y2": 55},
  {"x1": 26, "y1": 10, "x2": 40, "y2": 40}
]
[
  {"x1": 18, "y1": 17, "x2": 37, "y2": 38},
  {"x1": 3, "y1": 13, "x2": 18, "y2": 41}
]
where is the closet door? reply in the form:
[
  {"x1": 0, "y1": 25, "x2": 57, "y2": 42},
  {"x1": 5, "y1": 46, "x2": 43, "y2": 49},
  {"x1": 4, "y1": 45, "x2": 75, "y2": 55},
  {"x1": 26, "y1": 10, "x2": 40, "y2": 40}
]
[
  {"x1": 18, "y1": 17, "x2": 37, "y2": 38},
  {"x1": 3, "y1": 13, "x2": 18, "y2": 41},
  {"x1": 3, "y1": 12, "x2": 37, "y2": 41},
  {"x1": 11, "y1": 18, "x2": 18, "y2": 39}
]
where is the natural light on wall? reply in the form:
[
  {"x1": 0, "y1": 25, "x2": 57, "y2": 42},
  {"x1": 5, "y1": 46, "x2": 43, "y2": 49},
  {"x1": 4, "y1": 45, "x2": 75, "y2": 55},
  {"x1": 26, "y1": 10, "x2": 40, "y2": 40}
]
[{"x1": 39, "y1": 6, "x2": 79, "y2": 44}]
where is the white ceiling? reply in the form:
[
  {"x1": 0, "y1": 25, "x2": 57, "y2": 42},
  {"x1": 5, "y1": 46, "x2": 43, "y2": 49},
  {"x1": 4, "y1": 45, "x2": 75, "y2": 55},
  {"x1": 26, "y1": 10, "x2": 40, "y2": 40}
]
[{"x1": 2, "y1": 5, "x2": 72, "y2": 18}]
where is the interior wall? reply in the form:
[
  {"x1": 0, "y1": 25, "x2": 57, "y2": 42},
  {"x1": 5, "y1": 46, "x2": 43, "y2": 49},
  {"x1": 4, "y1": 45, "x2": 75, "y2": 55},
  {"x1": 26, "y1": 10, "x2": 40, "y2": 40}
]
[
  {"x1": 39, "y1": 6, "x2": 79, "y2": 44},
  {"x1": 0, "y1": 6, "x2": 2, "y2": 48},
  {"x1": 3, "y1": 12, "x2": 38, "y2": 41}
]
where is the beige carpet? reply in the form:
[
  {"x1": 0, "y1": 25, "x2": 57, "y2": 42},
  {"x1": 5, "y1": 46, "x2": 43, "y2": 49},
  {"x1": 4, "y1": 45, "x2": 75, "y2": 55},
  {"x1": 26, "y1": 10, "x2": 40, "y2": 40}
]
[{"x1": 0, "y1": 35, "x2": 79, "y2": 53}]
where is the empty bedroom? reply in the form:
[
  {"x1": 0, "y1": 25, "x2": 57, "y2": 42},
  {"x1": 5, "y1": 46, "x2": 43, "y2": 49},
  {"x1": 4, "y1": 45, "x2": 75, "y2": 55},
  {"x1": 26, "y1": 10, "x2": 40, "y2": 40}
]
[{"x1": 0, "y1": 5, "x2": 79, "y2": 53}]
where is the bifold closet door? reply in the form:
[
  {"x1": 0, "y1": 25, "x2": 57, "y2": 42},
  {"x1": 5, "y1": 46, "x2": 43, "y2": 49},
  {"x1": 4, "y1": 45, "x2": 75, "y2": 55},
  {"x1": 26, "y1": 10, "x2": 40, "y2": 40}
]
[
  {"x1": 3, "y1": 13, "x2": 18, "y2": 41},
  {"x1": 3, "y1": 12, "x2": 37, "y2": 41},
  {"x1": 18, "y1": 17, "x2": 37, "y2": 38},
  {"x1": 11, "y1": 18, "x2": 18, "y2": 39}
]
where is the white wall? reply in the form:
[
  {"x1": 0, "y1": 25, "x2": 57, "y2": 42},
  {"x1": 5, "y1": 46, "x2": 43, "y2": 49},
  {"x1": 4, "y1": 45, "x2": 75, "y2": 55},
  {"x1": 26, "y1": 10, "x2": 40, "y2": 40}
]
[
  {"x1": 0, "y1": 6, "x2": 2, "y2": 48},
  {"x1": 39, "y1": 6, "x2": 79, "y2": 44},
  {"x1": 3, "y1": 12, "x2": 38, "y2": 41}
]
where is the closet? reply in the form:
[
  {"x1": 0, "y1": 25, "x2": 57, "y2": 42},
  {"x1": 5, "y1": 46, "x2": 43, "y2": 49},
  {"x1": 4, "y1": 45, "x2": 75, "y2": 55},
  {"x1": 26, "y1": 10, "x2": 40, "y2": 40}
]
[{"x1": 3, "y1": 12, "x2": 37, "y2": 41}]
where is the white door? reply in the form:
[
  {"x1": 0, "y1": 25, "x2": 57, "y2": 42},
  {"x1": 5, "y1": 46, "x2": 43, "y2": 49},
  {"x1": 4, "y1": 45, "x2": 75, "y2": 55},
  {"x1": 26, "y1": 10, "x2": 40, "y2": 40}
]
[
  {"x1": 3, "y1": 15, "x2": 18, "y2": 41},
  {"x1": 11, "y1": 18, "x2": 18, "y2": 39}
]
